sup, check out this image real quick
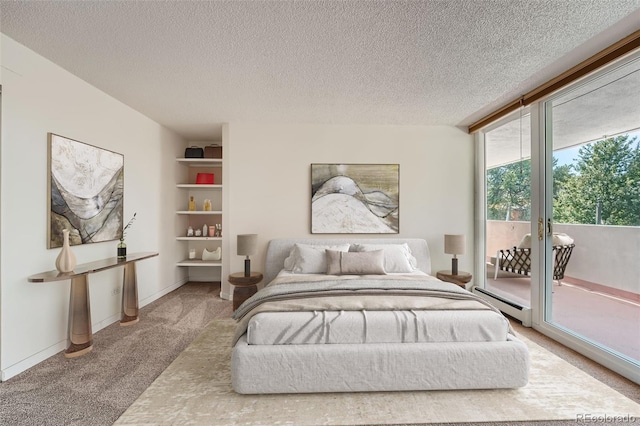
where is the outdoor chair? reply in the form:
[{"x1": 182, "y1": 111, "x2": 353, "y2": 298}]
[{"x1": 493, "y1": 233, "x2": 575, "y2": 285}]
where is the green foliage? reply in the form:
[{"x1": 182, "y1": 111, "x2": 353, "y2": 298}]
[
  {"x1": 486, "y1": 160, "x2": 531, "y2": 221},
  {"x1": 554, "y1": 135, "x2": 639, "y2": 226},
  {"x1": 487, "y1": 134, "x2": 640, "y2": 226},
  {"x1": 552, "y1": 162, "x2": 572, "y2": 199}
]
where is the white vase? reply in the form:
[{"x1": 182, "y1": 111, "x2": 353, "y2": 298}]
[{"x1": 55, "y1": 229, "x2": 77, "y2": 273}]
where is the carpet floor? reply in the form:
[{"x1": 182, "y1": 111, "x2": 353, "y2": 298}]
[
  {"x1": 0, "y1": 282, "x2": 232, "y2": 426},
  {"x1": 1, "y1": 281, "x2": 638, "y2": 426},
  {"x1": 115, "y1": 318, "x2": 640, "y2": 425}
]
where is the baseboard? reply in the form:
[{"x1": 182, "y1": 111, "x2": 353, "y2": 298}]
[
  {"x1": 1, "y1": 340, "x2": 66, "y2": 382},
  {"x1": 182, "y1": 278, "x2": 230, "y2": 300},
  {"x1": 220, "y1": 289, "x2": 232, "y2": 300},
  {"x1": 139, "y1": 279, "x2": 188, "y2": 307},
  {"x1": 472, "y1": 286, "x2": 532, "y2": 327},
  {"x1": 1, "y1": 278, "x2": 189, "y2": 382}
]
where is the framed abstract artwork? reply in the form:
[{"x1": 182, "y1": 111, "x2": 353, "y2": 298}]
[
  {"x1": 311, "y1": 163, "x2": 399, "y2": 234},
  {"x1": 47, "y1": 133, "x2": 124, "y2": 248}
]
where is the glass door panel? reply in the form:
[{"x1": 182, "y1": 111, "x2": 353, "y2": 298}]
[
  {"x1": 545, "y1": 54, "x2": 640, "y2": 364},
  {"x1": 484, "y1": 111, "x2": 532, "y2": 308}
]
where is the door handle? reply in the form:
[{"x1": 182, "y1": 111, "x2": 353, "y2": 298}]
[{"x1": 547, "y1": 218, "x2": 553, "y2": 236}]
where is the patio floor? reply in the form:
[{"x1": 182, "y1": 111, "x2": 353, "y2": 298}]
[{"x1": 483, "y1": 266, "x2": 640, "y2": 362}]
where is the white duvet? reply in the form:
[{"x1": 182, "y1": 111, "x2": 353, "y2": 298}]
[{"x1": 236, "y1": 271, "x2": 510, "y2": 345}]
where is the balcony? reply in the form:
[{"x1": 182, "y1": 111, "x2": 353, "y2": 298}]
[{"x1": 485, "y1": 220, "x2": 640, "y2": 362}]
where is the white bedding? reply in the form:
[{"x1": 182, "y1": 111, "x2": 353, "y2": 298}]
[
  {"x1": 232, "y1": 238, "x2": 530, "y2": 394},
  {"x1": 243, "y1": 270, "x2": 509, "y2": 345},
  {"x1": 275, "y1": 269, "x2": 430, "y2": 279},
  {"x1": 247, "y1": 309, "x2": 509, "y2": 344}
]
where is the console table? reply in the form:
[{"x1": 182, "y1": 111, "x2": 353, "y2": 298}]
[{"x1": 28, "y1": 252, "x2": 158, "y2": 358}]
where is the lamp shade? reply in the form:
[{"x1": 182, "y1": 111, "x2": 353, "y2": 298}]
[
  {"x1": 237, "y1": 234, "x2": 258, "y2": 256},
  {"x1": 444, "y1": 234, "x2": 465, "y2": 255}
]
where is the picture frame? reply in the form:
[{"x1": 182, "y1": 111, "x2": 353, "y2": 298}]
[
  {"x1": 48, "y1": 133, "x2": 124, "y2": 248},
  {"x1": 311, "y1": 163, "x2": 399, "y2": 234}
]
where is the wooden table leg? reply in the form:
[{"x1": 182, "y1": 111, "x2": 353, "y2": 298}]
[
  {"x1": 233, "y1": 286, "x2": 257, "y2": 311},
  {"x1": 66, "y1": 275, "x2": 93, "y2": 358},
  {"x1": 120, "y1": 262, "x2": 139, "y2": 326}
]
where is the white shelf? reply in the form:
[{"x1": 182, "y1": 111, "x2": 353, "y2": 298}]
[
  {"x1": 176, "y1": 211, "x2": 223, "y2": 215},
  {"x1": 176, "y1": 237, "x2": 222, "y2": 241},
  {"x1": 176, "y1": 158, "x2": 222, "y2": 166},
  {"x1": 176, "y1": 259, "x2": 222, "y2": 267},
  {"x1": 176, "y1": 150, "x2": 226, "y2": 280},
  {"x1": 176, "y1": 184, "x2": 222, "y2": 189}
]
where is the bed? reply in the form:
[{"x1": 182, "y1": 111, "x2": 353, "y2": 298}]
[{"x1": 231, "y1": 238, "x2": 529, "y2": 394}]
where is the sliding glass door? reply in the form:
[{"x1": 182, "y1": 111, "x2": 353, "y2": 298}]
[
  {"x1": 542, "y1": 52, "x2": 640, "y2": 372},
  {"x1": 477, "y1": 51, "x2": 639, "y2": 383},
  {"x1": 483, "y1": 112, "x2": 533, "y2": 310}
]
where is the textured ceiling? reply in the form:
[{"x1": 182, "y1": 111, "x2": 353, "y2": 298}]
[{"x1": 1, "y1": 1, "x2": 640, "y2": 140}]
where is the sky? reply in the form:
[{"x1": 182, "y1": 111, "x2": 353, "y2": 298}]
[{"x1": 553, "y1": 130, "x2": 640, "y2": 167}]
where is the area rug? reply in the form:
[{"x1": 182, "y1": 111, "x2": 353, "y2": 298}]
[{"x1": 115, "y1": 319, "x2": 640, "y2": 425}]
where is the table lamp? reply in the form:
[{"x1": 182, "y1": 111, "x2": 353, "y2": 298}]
[
  {"x1": 444, "y1": 234, "x2": 465, "y2": 275},
  {"x1": 237, "y1": 234, "x2": 258, "y2": 277}
]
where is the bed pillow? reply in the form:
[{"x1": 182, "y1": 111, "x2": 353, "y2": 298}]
[
  {"x1": 516, "y1": 234, "x2": 532, "y2": 249},
  {"x1": 552, "y1": 233, "x2": 574, "y2": 246},
  {"x1": 517, "y1": 233, "x2": 574, "y2": 249},
  {"x1": 325, "y1": 250, "x2": 386, "y2": 275},
  {"x1": 283, "y1": 243, "x2": 351, "y2": 273},
  {"x1": 351, "y1": 243, "x2": 417, "y2": 273}
]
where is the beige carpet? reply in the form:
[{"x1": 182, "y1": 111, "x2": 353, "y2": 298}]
[{"x1": 115, "y1": 319, "x2": 640, "y2": 425}]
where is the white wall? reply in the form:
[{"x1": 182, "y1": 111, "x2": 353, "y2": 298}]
[
  {"x1": 487, "y1": 221, "x2": 640, "y2": 295},
  {"x1": 0, "y1": 35, "x2": 186, "y2": 380},
  {"x1": 0, "y1": 37, "x2": 476, "y2": 379},
  {"x1": 556, "y1": 224, "x2": 640, "y2": 294},
  {"x1": 224, "y1": 123, "x2": 475, "y2": 296}
]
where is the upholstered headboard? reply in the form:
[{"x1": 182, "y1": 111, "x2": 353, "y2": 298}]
[{"x1": 263, "y1": 238, "x2": 431, "y2": 285}]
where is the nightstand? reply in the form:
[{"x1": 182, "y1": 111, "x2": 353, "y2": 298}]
[
  {"x1": 229, "y1": 271, "x2": 263, "y2": 311},
  {"x1": 436, "y1": 270, "x2": 472, "y2": 289}
]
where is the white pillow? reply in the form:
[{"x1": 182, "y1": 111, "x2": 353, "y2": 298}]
[
  {"x1": 516, "y1": 234, "x2": 532, "y2": 249},
  {"x1": 552, "y1": 233, "x2": 574, "y2": 246},
  {"x1": 351, "y1": 243, "x2": 417, "y2": 273},
  {"x1": 283, "y1": 243, "x2": 351, "y2": 273},
  {"x1": 517, "y1": 233, "x2": 573, "y2": 249}
]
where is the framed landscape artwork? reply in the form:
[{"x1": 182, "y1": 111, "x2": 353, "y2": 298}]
[
  {"x1": 311, "y1": 163, "x2": 399, "y2": 233},
  {"x1": 48, "y1": 133, "x2": 124, "y2": 248}
]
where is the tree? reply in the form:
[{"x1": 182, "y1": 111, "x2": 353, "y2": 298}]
[
  {"x1": 552, "y1": 162, "x2": 572, "y2": 199},
  {"x1": 486, "y1": 160, "x2": 531, "y2": 221},
  {"x1": 487, "y1": 134, "x2": 640, "y2": 226},
  {"x1": 553, "y1": 135, "x2": 640, "y2": 226}
]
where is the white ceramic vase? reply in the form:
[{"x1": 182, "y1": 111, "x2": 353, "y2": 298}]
[{"x1": 55, "y1": 229, "x2": 77, "y2": 273}]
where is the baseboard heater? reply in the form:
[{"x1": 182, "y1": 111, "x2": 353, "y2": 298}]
[{"x1": 472, "y1": 287, "x2": 532, "y2": 327}]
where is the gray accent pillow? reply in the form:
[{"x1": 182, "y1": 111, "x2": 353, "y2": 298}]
[{"x1": 326, "y1": 250, "x2": 386, "y2": 275}]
